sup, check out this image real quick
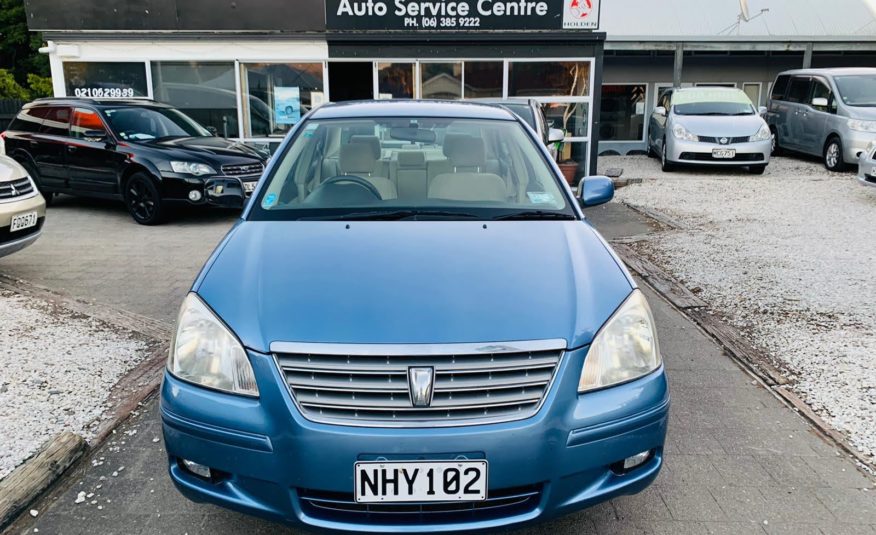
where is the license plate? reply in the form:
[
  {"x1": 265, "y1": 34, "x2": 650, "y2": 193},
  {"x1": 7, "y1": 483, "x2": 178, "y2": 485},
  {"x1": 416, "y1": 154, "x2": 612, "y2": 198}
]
[
  {"x1": 242, "y1": 181, "x2": 257, "y2": 193},
  {"x1": 10, "y1": 211, "x2": 38, "y2": 233},
  {"x1": 712, "y1": 148, "x2": 736, "y2": 159},
  {"x1": 354, "y1": 461, "x2": 488, "y2": 503}
]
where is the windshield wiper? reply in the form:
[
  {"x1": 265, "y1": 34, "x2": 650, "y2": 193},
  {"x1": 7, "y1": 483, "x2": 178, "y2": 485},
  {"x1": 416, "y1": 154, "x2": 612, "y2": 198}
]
[
  {"x1": 493, "y1": 210, "x2": 577, "y2": 221},
  {"x1": 300, "y1": 209, "x2": 482, "y2": 221}
]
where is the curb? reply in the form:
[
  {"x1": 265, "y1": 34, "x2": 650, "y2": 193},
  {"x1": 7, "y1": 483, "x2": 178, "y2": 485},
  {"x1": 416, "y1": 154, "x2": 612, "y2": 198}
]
[
  {"x1": 610, "y1": 231, "x2": 876, "y2": 476},
  {"x1": 0, "y1": 274, "x2": 172, "y2": 531}
]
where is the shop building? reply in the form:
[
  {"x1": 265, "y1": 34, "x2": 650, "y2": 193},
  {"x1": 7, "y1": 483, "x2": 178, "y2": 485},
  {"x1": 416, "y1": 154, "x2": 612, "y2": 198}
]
[{"x1": 24, "y1": 0, "x2": 876, "y2": 166}]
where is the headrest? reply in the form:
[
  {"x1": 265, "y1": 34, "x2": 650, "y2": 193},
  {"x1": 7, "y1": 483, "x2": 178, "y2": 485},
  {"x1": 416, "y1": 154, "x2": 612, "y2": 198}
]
[
  {"x1": 339, "y1": 143, "x2": 376, "y2": 175},
  {"x1": 350, "y1": 135, "x2": 381, "y2": 160},
  {"x1": 397, "y1": 151, "x2": 426, "y2": 168},
  {"x1": 443, "y1": 134, "x2": 486, "y2": 169}
]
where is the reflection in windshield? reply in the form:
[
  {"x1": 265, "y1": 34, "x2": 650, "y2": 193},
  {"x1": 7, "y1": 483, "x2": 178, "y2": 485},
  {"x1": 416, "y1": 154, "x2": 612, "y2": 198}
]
[
  {"x1": 103, "y1": 107, "x2": 212, "y2": 141},
  {"x1": 672, "y1": 89, "x2": 755, "y2": 116},
  {"x1": 835, "y1": 75, "x2": 876, "y2": 107},
  {"x1": 252, "y1": 117, "x2": 573, "y2": 221}
]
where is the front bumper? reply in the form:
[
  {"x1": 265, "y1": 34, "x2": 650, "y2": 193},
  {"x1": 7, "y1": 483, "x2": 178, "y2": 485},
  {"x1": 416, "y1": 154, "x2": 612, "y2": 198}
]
[
  {"x1": 857, "y1": 152, "x2": 876, "y2": 187},
  {"x1": 160, "y1": 347, "x2": 669, "y2": 532},
  {"x1": 843, "y1": 130, "x2": 876, "y2": 164},
  {"x1": 667, "y1": 138, "x2": 771, "y2": 167},
  {"x1": 159, "y1": 174, "x2": 259, "y2": 205}
]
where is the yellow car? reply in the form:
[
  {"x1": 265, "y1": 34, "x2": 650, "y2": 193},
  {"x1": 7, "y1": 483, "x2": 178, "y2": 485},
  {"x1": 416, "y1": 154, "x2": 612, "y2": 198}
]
[{"x1": 0, "y1": 155, "x2": 45, "y2": 258}]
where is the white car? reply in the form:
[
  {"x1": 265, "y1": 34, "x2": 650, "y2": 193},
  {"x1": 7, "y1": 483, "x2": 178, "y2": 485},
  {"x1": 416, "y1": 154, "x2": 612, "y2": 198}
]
[
  {"x1": 858, "y1": 142, "x2": 876, "y2": 188},
  {"x1": 0, "y1": 155, "x2": 46, "y2": 258}
]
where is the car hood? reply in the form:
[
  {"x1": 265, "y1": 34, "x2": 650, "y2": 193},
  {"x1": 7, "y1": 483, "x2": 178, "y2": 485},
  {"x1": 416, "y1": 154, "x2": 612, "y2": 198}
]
[
  {"x1": 845, "y1": 106, "x2": 876, "y2": 120},
  {"x1": 674, "y1": 114, "x2": 765, "y2": 137},
  {"x1": 139, "y1": 136, "x2": 267, "y2": 161},
  {"x1": 195, "y1": 221, "x2": 634, "y2": 353}
]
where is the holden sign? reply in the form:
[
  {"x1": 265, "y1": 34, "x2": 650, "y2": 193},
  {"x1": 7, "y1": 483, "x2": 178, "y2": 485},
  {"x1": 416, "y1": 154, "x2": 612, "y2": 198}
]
[
  {"x1": 326, "y1": 0, "x2": 601, "y2": 31},
  {"x1": 563, "y1": 0, "x2": 600, "y2": 29}
]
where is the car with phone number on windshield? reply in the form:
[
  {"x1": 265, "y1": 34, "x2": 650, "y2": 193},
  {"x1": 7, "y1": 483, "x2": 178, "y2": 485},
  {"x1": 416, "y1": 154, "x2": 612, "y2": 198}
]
[
  {"x1": 648, "y1": 87, "x2": 773, "y2": 174},
  {"x1": 160, "y1": 100, "x2": 669, "y2": 532},
  {"x1": 3, "y1": 98, "x2": 268, "y2": 225}
]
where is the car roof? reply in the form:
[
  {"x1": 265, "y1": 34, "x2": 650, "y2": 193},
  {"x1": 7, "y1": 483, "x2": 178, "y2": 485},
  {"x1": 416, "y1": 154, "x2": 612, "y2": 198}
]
[
  {"x1": 673, "y1": 86, "x2": 744, "y2": 92},
  {"x1": 309, "y1": 100, "x2": 518, "y2": 121},
  {"x1": 777, "y1": 67, "x2": 876, "y2": 77},
  {"x1": 26, "y1": 98, "x2": 172, "y2": 109}
]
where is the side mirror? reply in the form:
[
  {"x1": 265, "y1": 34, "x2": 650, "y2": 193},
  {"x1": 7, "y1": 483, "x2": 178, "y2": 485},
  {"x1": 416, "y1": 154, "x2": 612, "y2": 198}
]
[
  {"x1": 654, "y1": 106, "x2": 667, "y2": 117},
  {"x1": 758, "y1": 106, "x2": 768, "y2": 116},
  {"x1": 204, "y1": 177, "x2": 245, "y2": 208},
  {"x1": 578, "y1": 176, "x2": 614, "y2": 208},
  {"x1": 548, "y1": 128, "x2": 565, "y2": 143},
  {"x1": 83, "y1": 130, "x2": 110, "y2": 143},
  {"x1": 811, "y1": 97, "x2": 829, "y2": 108}
]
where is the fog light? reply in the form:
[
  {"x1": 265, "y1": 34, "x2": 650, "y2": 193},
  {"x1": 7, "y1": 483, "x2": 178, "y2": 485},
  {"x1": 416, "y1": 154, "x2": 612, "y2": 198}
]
[
  {"x1": 188, "y1": 190, "x2": 202, "y2": 202},
  {"x1": 181, "y1": 458, "x2": 211, "y2": 478},
  {"x1": 623, "y1": 450, "x2": 651, "y2": 470}
]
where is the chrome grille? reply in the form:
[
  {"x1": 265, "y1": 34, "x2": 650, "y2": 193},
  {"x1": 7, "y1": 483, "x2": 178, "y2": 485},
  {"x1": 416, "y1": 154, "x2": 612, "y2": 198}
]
[
  {"x1": 0, "y1": 177, "x2": 34, "y2": 200},
  {"x1": 273, "y1": 340, "x2": 565, "y2": 427},
  {"x1": 221, "y1": 162, "x2": 264, "y2": 177},
  {"x1": 697, "y1": 135, "x2": 750, "y2": 144}
]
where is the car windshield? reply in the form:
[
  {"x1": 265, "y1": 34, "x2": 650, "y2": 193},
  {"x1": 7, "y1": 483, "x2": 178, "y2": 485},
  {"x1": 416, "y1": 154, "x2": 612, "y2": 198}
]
[
  {"x1": 834, "y1": 75, "x2": 876, "y2": 107},
  {"x1": 251, "y1": 116, "x2": 573, "y2": 221},
  {"x1": 672, "y1": 89, "x2": 755, "y2": 116},
  {"x1": 102, "y1": 106, "x2": 211, "y2": 141}
]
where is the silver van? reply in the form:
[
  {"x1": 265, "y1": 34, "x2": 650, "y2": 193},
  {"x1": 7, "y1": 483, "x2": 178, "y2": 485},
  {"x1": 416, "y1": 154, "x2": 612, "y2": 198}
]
[{"x1": 767, "y1": 68, "x2": 876, "y2": 171}]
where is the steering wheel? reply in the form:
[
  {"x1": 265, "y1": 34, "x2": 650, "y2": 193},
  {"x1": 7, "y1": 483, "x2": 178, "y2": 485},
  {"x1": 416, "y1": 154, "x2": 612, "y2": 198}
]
[{"x1": 319, "y1": 175, "x2": 382, "y2": 199}]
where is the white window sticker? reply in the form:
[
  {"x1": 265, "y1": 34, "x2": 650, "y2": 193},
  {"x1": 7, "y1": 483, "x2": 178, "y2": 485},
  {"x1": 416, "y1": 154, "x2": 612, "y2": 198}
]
[{"x1": 527, "y1": 192, "x2": 555, "y2": 204}]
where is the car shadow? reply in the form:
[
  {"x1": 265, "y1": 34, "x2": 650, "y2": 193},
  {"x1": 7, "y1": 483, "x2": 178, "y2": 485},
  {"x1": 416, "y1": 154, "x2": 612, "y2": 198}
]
[{"x1": 48, "y1": 194, "x2": 241, "y2": 226}]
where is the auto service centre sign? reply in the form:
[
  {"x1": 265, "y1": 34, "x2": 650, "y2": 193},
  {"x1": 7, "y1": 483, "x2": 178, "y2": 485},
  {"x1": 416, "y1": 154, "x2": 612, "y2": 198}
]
[{"x1": 326, "y1": 0, "x2": 601, "y2": 31}]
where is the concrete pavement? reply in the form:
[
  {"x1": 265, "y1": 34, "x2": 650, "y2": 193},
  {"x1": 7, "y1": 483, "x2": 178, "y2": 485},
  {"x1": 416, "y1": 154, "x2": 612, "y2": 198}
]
[{"x1": 4, "y1": 199, "x2": 875, "y2": 535}]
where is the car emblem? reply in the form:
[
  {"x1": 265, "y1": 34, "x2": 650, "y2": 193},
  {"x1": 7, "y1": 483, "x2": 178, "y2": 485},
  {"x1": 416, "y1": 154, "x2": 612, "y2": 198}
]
[
  {"x1": 9, "y1": 183, "x2": 18, "y2": 196},
  {"x1": 408, "y1": 367, "x2": 434, "y2": 408},
  {"x1": 720, "y1": 137, "x2": 730, "y2": 145}
]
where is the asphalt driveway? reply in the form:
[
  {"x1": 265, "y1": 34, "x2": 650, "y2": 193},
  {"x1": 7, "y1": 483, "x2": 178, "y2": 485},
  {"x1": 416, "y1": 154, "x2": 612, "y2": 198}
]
[{"x1": 4, "y1": 196, "x2": 875, "y2": 535}]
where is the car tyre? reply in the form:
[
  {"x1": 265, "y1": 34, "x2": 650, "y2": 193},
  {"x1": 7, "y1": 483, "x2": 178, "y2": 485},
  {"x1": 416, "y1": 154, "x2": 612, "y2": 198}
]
[
  {"x1": 661, "y1": 141, "x2": 675, "y2": 172},
  {"x1": 770, "y1": 128, "x2": 783, "y2": 157},
  {"x1": 749, "y1": 165, "x2": 767, "y2": 175},
  {"x1": 824, "y1": 137, "x2": 848, "y2": 172},
  {"x1": 124, "y1": 173, "x2": 166, "y2": 225}
]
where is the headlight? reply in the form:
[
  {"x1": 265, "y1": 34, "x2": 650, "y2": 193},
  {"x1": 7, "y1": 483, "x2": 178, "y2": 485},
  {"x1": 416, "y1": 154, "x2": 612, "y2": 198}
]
[
  {"x1": 672, "y1": 124, "x2": 698, "y2": 142},
  {"x1": 168, "y1": 293, "x2": 259, "y2": 396},
  {"x1": 848, "y1": 119, "x2": 876, "y2": 133},
  {"x1": 578, "y1": 290, "x2": 661, "y2": 393},
  {"x1": 750, "y1": 124, "x2": 772, "y2": 142},
  {"x1": 170, "y1": 161, "x2": 216, "y2": 176}
]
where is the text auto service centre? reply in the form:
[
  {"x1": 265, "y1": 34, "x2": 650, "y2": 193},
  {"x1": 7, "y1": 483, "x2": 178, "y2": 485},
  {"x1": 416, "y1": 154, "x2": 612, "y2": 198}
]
[{"x1": 29, "y1": 0, "x2": 605, "y2": 176}]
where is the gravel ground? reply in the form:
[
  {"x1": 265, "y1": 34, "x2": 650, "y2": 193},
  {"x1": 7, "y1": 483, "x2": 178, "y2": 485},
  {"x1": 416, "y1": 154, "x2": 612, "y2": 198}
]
[
  {"x1": 0, "y1": 289, "x2": 152, "y2": 479},
  {"x1": 611, "y1": 155, "x2": 876, "y2": 462}
]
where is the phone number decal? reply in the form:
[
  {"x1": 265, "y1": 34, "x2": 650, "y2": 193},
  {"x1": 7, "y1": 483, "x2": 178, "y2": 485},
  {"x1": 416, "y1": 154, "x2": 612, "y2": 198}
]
[{"x1": 73, "y1": 87, "x2": 136, "y2": 98}]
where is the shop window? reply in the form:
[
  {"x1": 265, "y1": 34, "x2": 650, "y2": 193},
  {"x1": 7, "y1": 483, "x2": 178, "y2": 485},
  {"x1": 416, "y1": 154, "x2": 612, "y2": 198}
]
[
  {"x1": 463, "y1": 62, "x2": 502, "y2": 98},
  {"x1": 421, "y1": 63, "x2": 462, "y2": 100},
  {"x1": 377, "y1": 63, "x2": 415, "y2": 99},
  {"x1": 543, "y1": 102, "x2": 589, "y2": 139},
  {"x1": 242, "y1": 63, "x2": 324, "y2": 138},
  {"x1": 599, "y1": 85, "x2": 646, "y2": 141},
  {"x1": 508, "y1": 61, "x2": 591, "y2": 98},
  {"x1": 70, "y1": 108, "x2": 107, "y2": 139},
  {"x1": 63, "y1": 62, "x2": 148, "y2": 98},
  {"x1": 151, "y1": 62, "x2": 238, "y2": 137}
]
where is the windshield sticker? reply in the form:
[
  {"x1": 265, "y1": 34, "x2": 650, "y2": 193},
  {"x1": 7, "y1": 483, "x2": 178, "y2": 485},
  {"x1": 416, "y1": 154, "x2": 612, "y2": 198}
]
[
  {"x1": 527, "y1": 192, "x2": 555, "y2": 204},
  {"x1": 263, "y1": 193, "x2": 278, "y2": 208}
]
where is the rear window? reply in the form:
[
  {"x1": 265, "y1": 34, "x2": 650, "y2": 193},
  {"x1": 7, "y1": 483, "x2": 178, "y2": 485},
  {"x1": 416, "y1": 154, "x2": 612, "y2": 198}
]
[
  {"x1": 771, "y1": 75, "x2": 791, "y2": 101},
  {"x1": 8, "y1": 107, "x2": 49, "y2": 134},
  {"x1": 786, "y1": 77, "x2": 812, "y2": 104}
]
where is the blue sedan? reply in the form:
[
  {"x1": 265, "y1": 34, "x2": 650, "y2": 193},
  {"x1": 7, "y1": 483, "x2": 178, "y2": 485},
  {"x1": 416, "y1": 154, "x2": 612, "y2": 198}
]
[{"x1": 160, "y1": 100, "x2": 669, "y2": 532}]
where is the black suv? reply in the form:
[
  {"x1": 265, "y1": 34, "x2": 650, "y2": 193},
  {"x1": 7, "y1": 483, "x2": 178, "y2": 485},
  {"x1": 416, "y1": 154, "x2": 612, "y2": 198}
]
[{"x1": 3, "y1": 98, "x2": 268, "y2": 224}]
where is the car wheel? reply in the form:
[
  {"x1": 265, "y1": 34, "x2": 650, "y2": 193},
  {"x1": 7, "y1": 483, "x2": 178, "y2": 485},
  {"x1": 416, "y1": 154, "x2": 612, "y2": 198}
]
[
  {"x1": 824, "y1": 137, "x2": 848, "y2": 172},
  {"x1": 124, "y1": 173, "x2": 166, "y2": 225},
  {"x1": 770, "y1": 128, "x2": 783, "y2": 157},
  {"x1": 20, "y1": 161, "x2": 54, "y2": 206},
  {"x1": 661, "y1": 141, "x2": 675, "y2": 172},
  {"x1": 749, "y1": 165, "x2": 767, "y2": 175}
]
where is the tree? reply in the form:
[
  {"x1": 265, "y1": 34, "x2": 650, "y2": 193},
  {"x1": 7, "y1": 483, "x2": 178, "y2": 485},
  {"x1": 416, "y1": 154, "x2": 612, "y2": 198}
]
[{"x1": 0, "y1": 0, "x2": 50, "y2": 96}]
